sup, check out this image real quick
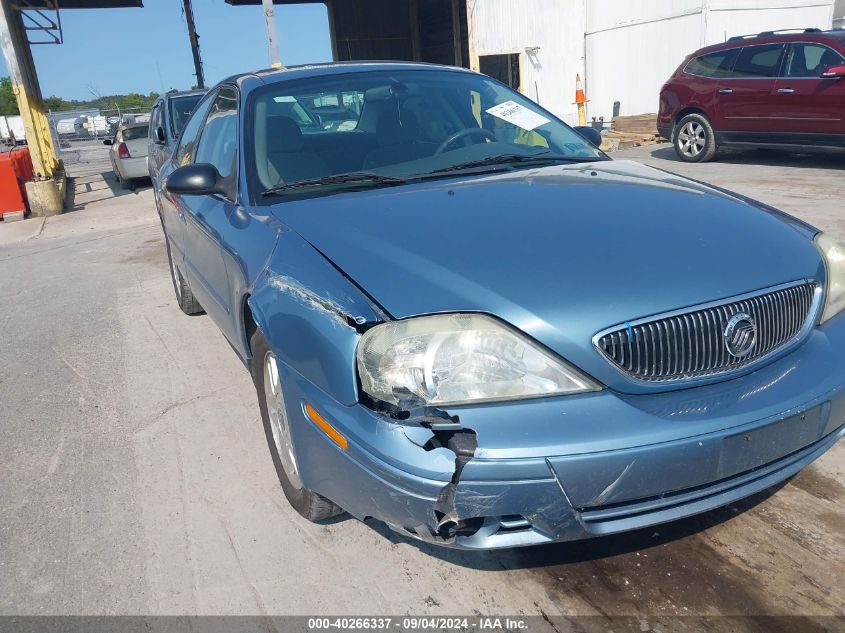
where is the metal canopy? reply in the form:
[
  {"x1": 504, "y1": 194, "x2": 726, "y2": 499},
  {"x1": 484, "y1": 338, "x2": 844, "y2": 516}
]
[
  {"x1": 13, "y1": 1, "x2": 143, "y2": 8},
  {"x1": 225, "y1": 1, "x2": 322, "y2": 4},
  {"x1": 225, "y1": 0, "x2": 469, "y2": 68}
]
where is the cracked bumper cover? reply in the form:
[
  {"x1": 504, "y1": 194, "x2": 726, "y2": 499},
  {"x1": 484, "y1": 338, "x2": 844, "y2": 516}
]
[{"x1": 280, "y1": 316, "x2": 845, "y2": 549}]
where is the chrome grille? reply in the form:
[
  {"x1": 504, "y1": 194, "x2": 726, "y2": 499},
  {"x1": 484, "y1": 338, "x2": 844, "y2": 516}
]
[{"x1": 595, "y1": 281, "x2": 819, "y2": 382}]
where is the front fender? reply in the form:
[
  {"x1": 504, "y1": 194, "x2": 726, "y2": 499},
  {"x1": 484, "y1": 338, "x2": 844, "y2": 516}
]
[{"x1": 248, "y1": 229, "x2": 385, "y2": 406}]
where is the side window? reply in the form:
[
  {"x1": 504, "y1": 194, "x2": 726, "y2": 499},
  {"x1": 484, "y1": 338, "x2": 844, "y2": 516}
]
[
  {"x1": 194, "y1": 87, "x2": 238, "y2": 180},
  {"x1": 732, "y1": 44, "x2": 785, "y2": 78},
  {"x1": 685, "y1": 49, "x2": 739, "y2": 78},
  {"x1": 785, "y1": 43, "x2": 845, "y2": 78},
  {"x1": 149, "y1": 105, "x2": 162, "y2": 140},
  {"x1": 174, "y1": 91, "x2": 217, "y2": 166}
]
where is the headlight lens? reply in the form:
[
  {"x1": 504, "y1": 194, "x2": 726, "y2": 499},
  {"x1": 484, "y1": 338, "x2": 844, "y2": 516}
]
[
  {"x1": 356, "y1": 313, "x2": 600, "y2": 407},
  {"x1": 816, "y1": 233, "x2": 845, "y2": 323}
]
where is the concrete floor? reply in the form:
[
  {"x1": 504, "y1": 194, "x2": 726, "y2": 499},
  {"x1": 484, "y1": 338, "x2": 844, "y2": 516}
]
[{"x1": 0, "y1": 148, "x2": 843, "y2": 622}]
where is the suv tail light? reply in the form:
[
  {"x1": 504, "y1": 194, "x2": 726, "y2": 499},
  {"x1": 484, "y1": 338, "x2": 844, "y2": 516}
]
[{"x1": 117, "y1": 142, "x2": 130, "y2": 159}]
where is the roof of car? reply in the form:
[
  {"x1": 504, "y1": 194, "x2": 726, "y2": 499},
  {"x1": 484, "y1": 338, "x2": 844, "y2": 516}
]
[
  {"x1": 153, "y1": 88, "x2": 207, "y2": 106},
  {"x1": 694, "y1": 28, "x2": 845, "y2": 55},
  {"x1": 218, "y1": 61, "x2": 475, "y2": 89},
  {"x1": 167, "y1": 88, "x2": 207, "y2": 97}
]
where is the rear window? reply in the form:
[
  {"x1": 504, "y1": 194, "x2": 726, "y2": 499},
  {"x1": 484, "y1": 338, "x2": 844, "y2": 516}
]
[
  {"x1": 122, "y1": 126, "x2": 148, "y2": 141},
  {"x1": 168, "y1": 93, "x2": 204, "y2": 137},
  {"x1": 732, "y1": 44, "x2": 785, "y2": 78},
  {"x1": 685, "y1": 49, "x2": 739, "y2": 78}
]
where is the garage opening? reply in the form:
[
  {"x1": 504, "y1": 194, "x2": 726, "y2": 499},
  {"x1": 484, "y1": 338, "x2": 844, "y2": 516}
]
[
  {"x1": 228, "y1": 0, "x2": 469, "y2": 68},
  {"x1": 478, "y1": 53, "x2": 521, "y2": 91}
]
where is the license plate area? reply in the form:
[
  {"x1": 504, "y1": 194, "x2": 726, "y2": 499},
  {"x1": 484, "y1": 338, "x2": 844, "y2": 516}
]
[{"x1": 718, "y1": 405, "x2": 824, "y2": 478}]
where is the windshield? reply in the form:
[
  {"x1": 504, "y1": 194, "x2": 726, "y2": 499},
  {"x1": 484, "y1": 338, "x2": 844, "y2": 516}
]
[
  {"x1": 249, "y1": 69, "x2": 604, "y2": 199},
  {"x1": 169, "y1": 93, "x2": 204, "y2": 137}
]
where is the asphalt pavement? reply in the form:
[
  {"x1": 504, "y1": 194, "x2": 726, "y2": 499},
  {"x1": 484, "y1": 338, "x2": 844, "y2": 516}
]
[{"x1": 0, "y1": 146, "x2": 843, "y2": 625}]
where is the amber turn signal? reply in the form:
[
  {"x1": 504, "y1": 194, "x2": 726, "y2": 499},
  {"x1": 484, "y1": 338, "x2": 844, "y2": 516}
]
[{"x1": 304, "y1": 403, "x2": 349, "y2": 451}]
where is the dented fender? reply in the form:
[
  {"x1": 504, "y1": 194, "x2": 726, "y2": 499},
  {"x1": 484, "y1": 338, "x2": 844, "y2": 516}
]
[{"x1": 248, "y1": 229, "x2": 385, "y2": 406}]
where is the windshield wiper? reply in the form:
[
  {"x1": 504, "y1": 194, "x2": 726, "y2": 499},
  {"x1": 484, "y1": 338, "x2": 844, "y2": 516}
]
[
  {"x1": 424, "y1": 152, "x2": 594, "y2": 175},
  {"x1": 262, "y1": 172, "x2": 408, "y2": 196}
]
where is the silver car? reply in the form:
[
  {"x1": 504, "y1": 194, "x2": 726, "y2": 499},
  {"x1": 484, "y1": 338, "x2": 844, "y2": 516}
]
[{"x1": 104, "y1": 123, "x2": 149, "y2": 190}]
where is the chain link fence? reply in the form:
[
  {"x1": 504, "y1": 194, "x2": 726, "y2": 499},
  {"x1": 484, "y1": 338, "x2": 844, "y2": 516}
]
[{"x1": 48, "y1": 106, "x2": 151, "y2": 177}]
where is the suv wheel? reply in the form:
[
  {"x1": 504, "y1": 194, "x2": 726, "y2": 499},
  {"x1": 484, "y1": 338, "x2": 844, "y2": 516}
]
[{"x1": 673, "y1": 113, "x2": 717, "y2": 163}]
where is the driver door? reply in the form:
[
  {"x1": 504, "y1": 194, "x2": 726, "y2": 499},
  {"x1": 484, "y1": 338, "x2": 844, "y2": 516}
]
[
  {"x1": 181, "y1": 87, "x2": 239, "y2": 330},
  {"x1": 773, "y1": 42, "x2": 845, "y2": 135}
]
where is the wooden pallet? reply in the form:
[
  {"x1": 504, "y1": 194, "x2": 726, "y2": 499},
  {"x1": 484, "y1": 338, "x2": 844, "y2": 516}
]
[{"x1": 611, "y1": 113, "x2": 659, "y2": 135}]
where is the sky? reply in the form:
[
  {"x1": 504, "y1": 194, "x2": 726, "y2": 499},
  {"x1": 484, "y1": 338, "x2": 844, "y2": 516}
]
[{"x1": 1, "y1": 1, "x2": 333, "y2": 100}]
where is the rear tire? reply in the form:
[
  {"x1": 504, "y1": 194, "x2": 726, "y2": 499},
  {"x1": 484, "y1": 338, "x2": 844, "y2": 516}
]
[
  {"x1": 250, "y1": 328, "x2": 343, "y2": 522},
  {"x1": 112, "y1": 161, "x2": 125, "y2": 188},
  {"x1": 165, "y1": 240, "x2": 204, "y2": 315},
  {"x1": 113, "y1": 159, "x2": 136, "y2": 190},
  {"x1": 673, "y1": 113, "x2": 717, "y2": 163}
]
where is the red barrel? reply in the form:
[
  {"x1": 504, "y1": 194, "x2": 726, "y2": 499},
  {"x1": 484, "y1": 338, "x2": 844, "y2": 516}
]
[{"x1": 0, "y1": 147, "x2": 33, "y2": 219}]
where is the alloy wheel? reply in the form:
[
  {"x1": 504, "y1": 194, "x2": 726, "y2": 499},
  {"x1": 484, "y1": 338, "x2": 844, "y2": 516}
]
[
  {"x1": 678, "y1": 121, "x2": 706, "y2": 158},
  {"x1": 263, "y1": 351, "x2": 303, "y2": 490},
  {"x1": 170, "y1": 255, "x2": 183, "y2": 303}
]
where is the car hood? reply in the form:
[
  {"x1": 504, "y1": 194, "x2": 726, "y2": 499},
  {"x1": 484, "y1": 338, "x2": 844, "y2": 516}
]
[{"x1": 272, "y1": 160, "x2": 823, "y2": 393}]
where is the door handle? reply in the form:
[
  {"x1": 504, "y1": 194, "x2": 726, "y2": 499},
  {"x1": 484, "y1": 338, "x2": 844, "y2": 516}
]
[
  {"x1": 777, "y1": 88, "x2": 795, "y2": 94},
  {"x1": 718, "y1": 88, "x2": 733, "y2": 94}
]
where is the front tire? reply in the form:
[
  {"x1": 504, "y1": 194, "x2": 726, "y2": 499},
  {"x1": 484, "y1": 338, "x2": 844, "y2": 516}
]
[
  {"x1": 673, "y1": 113, "x2": 717, "y2": 163},
  {"x1": 250, "y1": 329, "x2": 343, "y2": 522}
]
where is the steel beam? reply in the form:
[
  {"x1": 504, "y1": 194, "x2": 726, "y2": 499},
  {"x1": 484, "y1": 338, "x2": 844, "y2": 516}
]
[
  {"x1": 0, "y1": 0, "x2": 59, "y2": 179},
  {"x1": 261, "y1": 0, "x2": 282, "y2": 68}
]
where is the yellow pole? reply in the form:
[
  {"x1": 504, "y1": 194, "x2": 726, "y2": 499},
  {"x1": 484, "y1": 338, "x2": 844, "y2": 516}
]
[
  {"x1": 466, "y1": 0, "x2": 480, "y2": 72},
  {"x1": 0, "y1": 2, "x2": 58, "y2": 178},
  {"x1": 11, "y1": 86, "x2": 58, "y2": 178}
]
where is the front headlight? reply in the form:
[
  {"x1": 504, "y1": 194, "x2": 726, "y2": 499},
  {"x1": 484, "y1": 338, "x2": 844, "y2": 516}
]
[
  {"x1": 356, "y1": 313, "x2": 600, "y2": 407},
  {"x1": 816, "y1": 233, "x2": 845, "y2": 323}
]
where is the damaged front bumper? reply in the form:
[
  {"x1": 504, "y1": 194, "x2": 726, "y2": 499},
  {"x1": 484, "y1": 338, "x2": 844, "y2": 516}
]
[{"x1": 278, "y1": 316, "x2": 845, "y2": 549}]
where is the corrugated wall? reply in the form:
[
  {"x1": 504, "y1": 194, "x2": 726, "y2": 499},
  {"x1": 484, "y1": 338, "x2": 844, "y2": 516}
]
[
  {"x1": 331, "y1": 0, "x2": 415, "y2": 61},
  {"x1": 328, "y1": 0, "x2": 468, "y2": 65}
]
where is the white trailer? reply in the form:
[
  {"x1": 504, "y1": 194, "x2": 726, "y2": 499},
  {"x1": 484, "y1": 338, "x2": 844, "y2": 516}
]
[
  {"x1": 1, "y1": 115, "x2": 26, "y2": 144},
  {"x1": 85, "y1": 115, "x2": 109, "y2": 137},
  {"x1": 56, "y1": 116, "x2": 86, "y2": 137}
]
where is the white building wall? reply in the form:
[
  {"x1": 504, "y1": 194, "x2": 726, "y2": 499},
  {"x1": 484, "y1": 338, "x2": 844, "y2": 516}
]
[
  {"x1": 835, "y1": 0, "x2": 845, "y2": 26},
  {"x1": 469, "y1": 0, "x2": 586, "y2": 123},
  {"x1": 468, "y1": 0, "x2": 837, "y2": 125},
  {"x1": 585, "y1": 0, "x2": 835, "y2": 121},
  {"x1": 586, "y1": 1, "x2": 704, "y2": 121}
]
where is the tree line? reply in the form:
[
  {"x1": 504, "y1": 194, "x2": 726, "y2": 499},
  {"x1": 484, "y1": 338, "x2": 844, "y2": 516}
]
[{"x1": 1, "y1": 77, "x2": 159, "y2": 116}]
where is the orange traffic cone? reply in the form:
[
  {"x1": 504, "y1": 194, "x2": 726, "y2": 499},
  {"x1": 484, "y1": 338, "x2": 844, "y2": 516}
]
[{"x1": 573, "y1": 74, "x2": 588, "y2": 126}]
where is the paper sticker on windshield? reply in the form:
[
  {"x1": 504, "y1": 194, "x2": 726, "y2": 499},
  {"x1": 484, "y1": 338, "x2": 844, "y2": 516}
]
[{"x1": 486, "y1": 101, "x2": 550, "y2": 131}]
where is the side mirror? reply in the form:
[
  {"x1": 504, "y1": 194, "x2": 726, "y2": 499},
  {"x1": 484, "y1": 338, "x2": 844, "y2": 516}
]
[
  {"x1": 164, "y1": 163, "x2": 225, "y2": 196},
  {"x1": 573, "y1": 125, "x2": 602, "y2": 148},
  {"x1": 102, "y1": 138, "x2": 113, "y2": 146},
  {"x1": 821, "y1": 64, "x2": 845, "y2": 79},
  {"x1": 154, "y1": 126, "x2": 166, "y2": 144}
]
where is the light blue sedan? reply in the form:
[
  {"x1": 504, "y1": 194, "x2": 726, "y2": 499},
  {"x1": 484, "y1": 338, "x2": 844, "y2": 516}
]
[{"x1": 155, "y1": 62, "x2": 845, "y2": 549}]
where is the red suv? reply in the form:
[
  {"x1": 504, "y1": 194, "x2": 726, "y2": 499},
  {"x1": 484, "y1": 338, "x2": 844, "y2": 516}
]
[{"x1": 658, "y1": 28, "x2": 845, "y2": 162}]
